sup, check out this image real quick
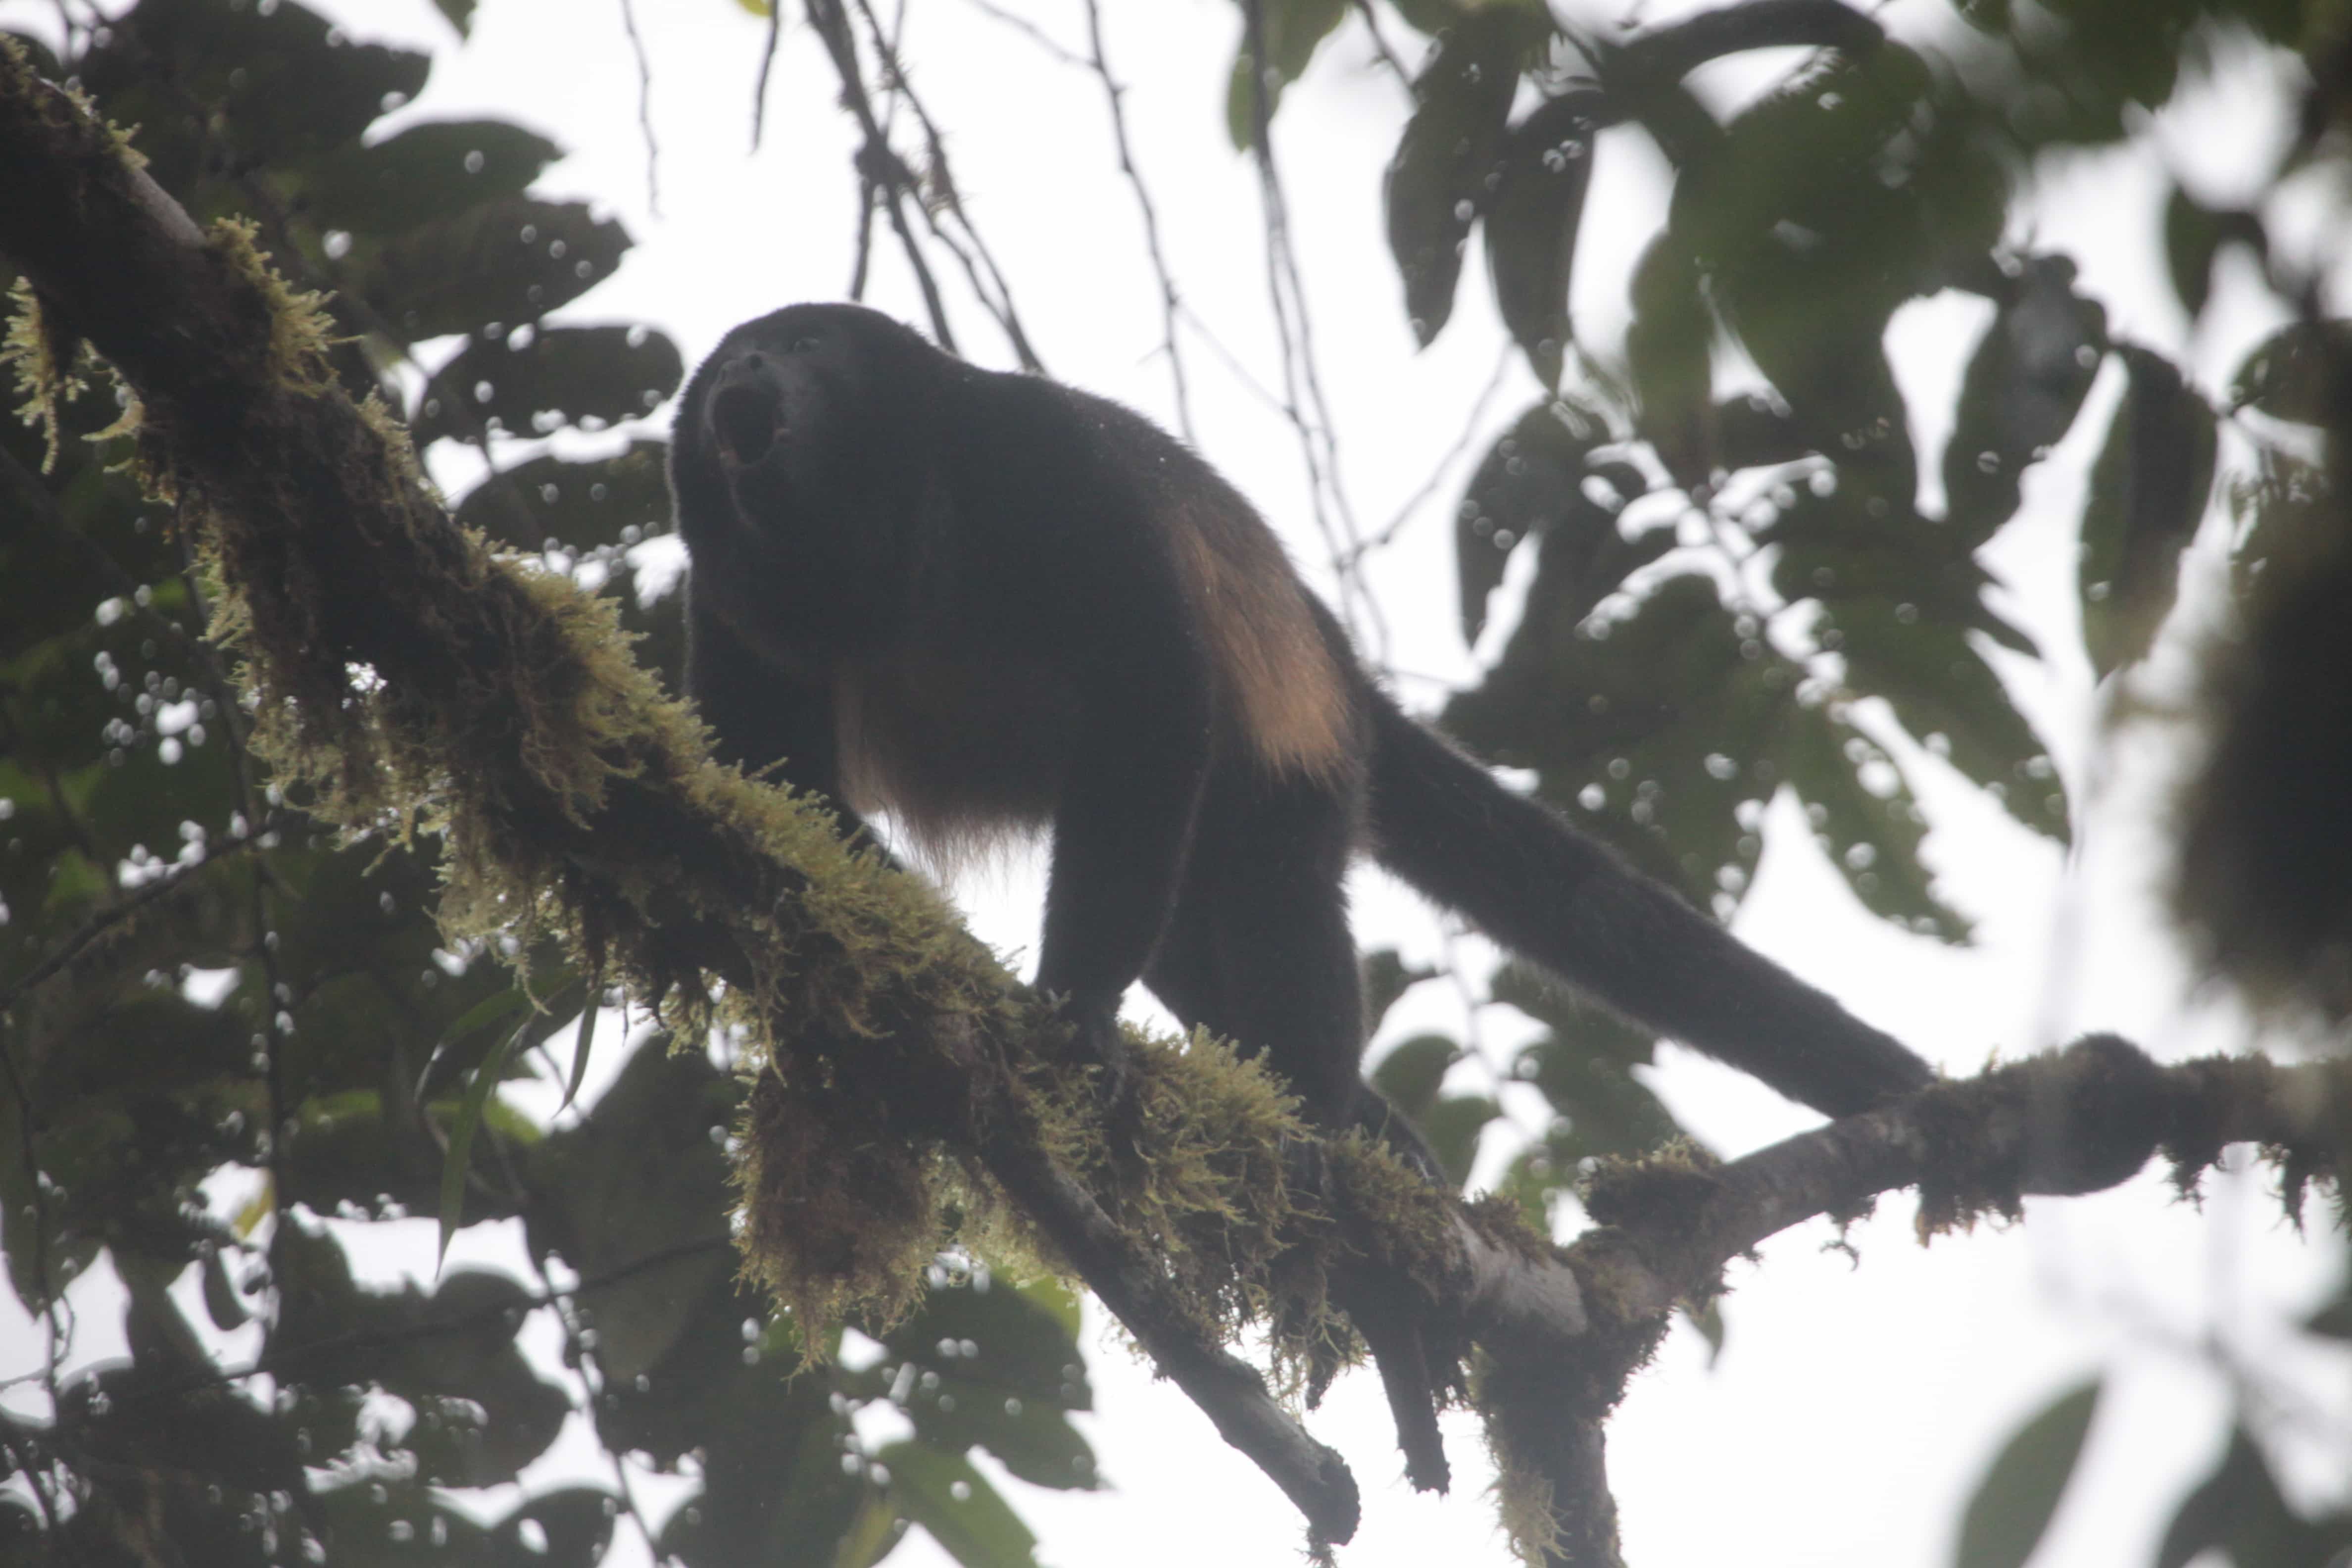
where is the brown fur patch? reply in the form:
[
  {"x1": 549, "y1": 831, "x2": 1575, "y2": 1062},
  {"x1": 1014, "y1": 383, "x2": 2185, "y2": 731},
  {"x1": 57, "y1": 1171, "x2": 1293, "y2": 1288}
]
[
  {"x1": 1169, "y1": 498, "x2": 1354, "y2": 781},
  {"x1": 835, "y1": 649, "x2": 1080, "y2": 869}
]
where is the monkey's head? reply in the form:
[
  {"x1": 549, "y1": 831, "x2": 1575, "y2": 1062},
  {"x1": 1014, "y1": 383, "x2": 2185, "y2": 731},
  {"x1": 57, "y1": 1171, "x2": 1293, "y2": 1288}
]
[{"x1": 671, "y1": 304, "x2": 947, "y2": 643}]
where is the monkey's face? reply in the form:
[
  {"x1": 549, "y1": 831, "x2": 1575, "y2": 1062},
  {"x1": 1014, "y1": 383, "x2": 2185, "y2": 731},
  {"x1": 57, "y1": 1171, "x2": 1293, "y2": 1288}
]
[{"x1": 671, "y1": 304, "x2": 941, "y2": 649}]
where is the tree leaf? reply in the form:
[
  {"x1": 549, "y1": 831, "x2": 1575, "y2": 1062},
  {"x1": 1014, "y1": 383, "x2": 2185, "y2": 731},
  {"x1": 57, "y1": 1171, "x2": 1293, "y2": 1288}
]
[
  {"x1": 1455, "y1": 395, "x2": 1611, "y2": 641},
  {"x1": 1419, "y1": 1093, "x2": 1501, "y2": 1189},
  {"x1": 1225, "y1": 0, "x2": 1350, "y2": 149},
  {"x1": 1625, "y1": 232, "x2": 1715, "y2": 486},
  {"x1": 1943, "y1": 254, "x2": 2107, "y2": 546},
  {"x1": 414, "y1": 325, "x2": 683, "y2": 447},
  {"x1": 1362, "y1": 948, "x2": 1436, "y2": 1036},
  {"x1": 2164, "y1": 184, "x2": 2227, "y2": 321},
  {"x1": 1779, "y1": 698, "x2": 1970, "y2": 941},
  {"x1": 450, "y1": 439, "x2": 674, "y2": 552},
  {"x1": 1448, "y1": 574, "x2": 1788, "y2": 908},
  {"x1": 1953, "y1": 1378, "x2": 2101, "y2": 1568},
  {"x1": 1609, "y1": 0, "x2": 1882, "y2": 89},
  {"x1": 1485, "y1": 90, "x2": 1604, "y2": 388},
  {"x1": 1383, "y1": 6, "x2": 1543, "y2": 343},
  {"x1": 439, "y1": 1015, "x2": 525, "y2": 1268},
  {"x1": 1825, "y1": 599, "x2": 2066, "y2": 845},
  {"x1": 2230, "y1": 318, "x2": 2352, "y2": 424},
  {"x1": 1370, "y1": 1033, "x2": 1459, "y2": 1121},
  {"x1": 878, "y1": 1442, "x2": 1041, "y2": 1568},
  {"x1": 2078, "y1": 345, "x2": 2217, "y2": 676},
  {"x1": 358, "y1": 196, "x2": 632, "y2": 341},
  {"x1": 489, "y1": 1487, "x2": 618, "y2": 1567},
  {"x1": 1714, "y1": 392, "x2": 1813, "y2": 472},
  {"x1": 522, "y1": 1040, "x2": 736, "y2": 1383},
  {"x1": 297, "y1": 119, "x2": 562, "y2": 237}
]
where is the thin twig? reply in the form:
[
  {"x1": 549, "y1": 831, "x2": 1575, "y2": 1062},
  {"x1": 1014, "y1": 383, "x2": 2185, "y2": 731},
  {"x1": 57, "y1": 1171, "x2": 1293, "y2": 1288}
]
[
  {"x1": 1355, "y1": 342, "x2": 1515, "y2": 559},
  {"x1": 849, "y1": 0, "x2": 1041, "y2": 369},
  {"x1": 961, "y1": 0, "x2": 1086, "y2": 66},
  {"x1": 617, "y1": 0, "x2": 661, "y2": 216},
  {"x1": 752, "y1": 0, "x2": 785, "y2": 152},
  {"x1": 806, "y1": 0, "x2": 958, "y2": 352},
  {"x1": 1351, "y1": 0, "x2": 1415, "y2": 84},
  {"x1": 848, "y1": 176, "x2": 877, "y2": 298},
  {"x1": 1238, "y1": 0, "x2": 1386, "y2": 657},
  {"x1": 1083, "y1": 0, "x2": 1193, "y2": 440}
]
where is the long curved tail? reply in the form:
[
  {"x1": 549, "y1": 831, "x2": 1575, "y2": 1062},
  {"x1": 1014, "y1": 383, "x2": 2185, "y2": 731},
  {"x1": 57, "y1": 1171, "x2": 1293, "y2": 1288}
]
[{"x1": 1364, "y1": 695, "x2": 1933, "y2": 1117}]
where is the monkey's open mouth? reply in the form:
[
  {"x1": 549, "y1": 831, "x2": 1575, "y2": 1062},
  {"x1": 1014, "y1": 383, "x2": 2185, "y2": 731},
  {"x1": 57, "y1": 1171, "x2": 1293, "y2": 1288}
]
[{"x1": 710, "y1": 383, "x2": 784, "y2": 467}]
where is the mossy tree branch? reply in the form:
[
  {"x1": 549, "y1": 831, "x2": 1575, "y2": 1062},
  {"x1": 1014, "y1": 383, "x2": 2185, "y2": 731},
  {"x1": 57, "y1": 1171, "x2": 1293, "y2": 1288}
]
[{"x1": 5, "y1": 51, "x2": 2346, "y2": 1568}]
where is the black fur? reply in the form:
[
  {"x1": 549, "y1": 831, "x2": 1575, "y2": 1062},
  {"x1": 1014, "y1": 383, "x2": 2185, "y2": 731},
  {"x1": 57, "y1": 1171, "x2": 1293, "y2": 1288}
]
[{"x1": 672, "y1": 302, "x2": 1931, "y2": 1138}]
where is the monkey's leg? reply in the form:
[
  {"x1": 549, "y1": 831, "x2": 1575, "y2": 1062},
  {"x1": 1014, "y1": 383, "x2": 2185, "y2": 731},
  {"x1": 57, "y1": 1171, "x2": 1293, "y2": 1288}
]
[{"x1": 1141, "y1": 772, "x2": 1453, "y2": 1492}]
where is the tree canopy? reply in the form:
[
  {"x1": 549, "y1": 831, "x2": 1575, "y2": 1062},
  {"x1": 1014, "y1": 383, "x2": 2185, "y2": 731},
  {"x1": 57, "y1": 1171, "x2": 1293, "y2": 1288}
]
[{"x1": 1, "y1": 0, "x2": 2349, "y2": 1565}]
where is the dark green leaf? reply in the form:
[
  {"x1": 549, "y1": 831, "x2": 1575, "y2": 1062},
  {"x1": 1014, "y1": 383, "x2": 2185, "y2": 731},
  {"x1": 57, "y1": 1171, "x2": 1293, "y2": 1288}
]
[
  {"x1": 2079, "y1": 345, "x2": 2217, "y2": 676},
  {"x1": 1816, "y1": 594, "x2": 2065, "y2": 845},
  {"x1": 1224, "y1": 0, "x2": 1350, "y2": 149},
  {"x1": 200, "y1": 1247, "x2": 251, "y2": 1330},
  {"x1": 2152, "y1": 1428, "x2": 2352, "y2": 1568},
  {"x1": 1682, "y1": 1298, "x2": 1724, "y2": 1364},
  {"x1": 1953, "y1": 1378, "x2": 2100, "y2": 1568},
  {"x1": 1383, "y1": 7, "x2": 1544, "y2": 343},
  {"x1": 1538, "y1": 1051, "x2": 1682, "y2": 1164},
  {"x1": 450, "y1": 439, "x2": 673, "y2": 552},
  {"x1": 1419, "y1": 1093, "x2": 1501, "y2": 1188},
  {"x1": 414, "y1": 982, "x2": 538, "y2": 1105},
  {"x1": 2230, "y1": 319, "x2": 2352, "y2": 425},
  {"x1": 2305, "y1": 1284, "x2": 2352, "y2": 1340},
  {"x1": 523, "y1": 1040, "x2": 736, "y2": 1382},
  {"x1": 1387, "y1": 0, "x2": 1467, "y2": 35},
  {"x1": 1625, "y1": 233, "x2": 1715, "y2": 486},
  {"x1": 414, "y1": 325, "x2": 684, "y2": 447},
  {"x1": 1361, "y1": 948, "x2": 1435, "y2": 1036},
  {"x1": 359, "y1": 196, "x2": 632, "y2": 341},
  {"x1": 879, "y1": 1442, "x2": 1041, "y2": 1568},
  {"x1": 1780, "y1": 698, "x2": 1969, "y2": 939},
  {"x1": 1455, "y1": 395, "x2": 1611, "y2": 641},
  {"x1": 1485, "y1": 91, "x2": 1604, "y2": 388},
  {"x1": 1943, "y1": 255, "x2": 2107, "y2": 545},
  {"x1": 1448, "y1": 574, "x2": 1788, "y2": 908},
  {"x1": 298, "y1": 120, "x2": 561, "y2": 237},
  {"x1": 489, "y1": 1486, "x2": 617, "y2": 1567},
  {"x1": 77, "y1": 1, "x2": 428, "y2": 172},
  {"x1": 1610, "y1": 0, "x2": 1881, "y2": 89},
  {"x1": 1675, "y1": 45, "x2": 1970, "y2": 507},
  {"x1": 1714, "y1": 392, "x2": 1812, "y2": 472},
  {"x1": 563, "y1": 964, "x2": 604, "y2": 1112},
  {"x1": 439, "y1": 1017, "x2": 524, "y2": 1266},
  {"x1": 2164, "y1": 185, "x2": 2226, "y2": 321},
  {"x1": 1370, "y1": 1033, "x2": 1459, "y2": 1120}
]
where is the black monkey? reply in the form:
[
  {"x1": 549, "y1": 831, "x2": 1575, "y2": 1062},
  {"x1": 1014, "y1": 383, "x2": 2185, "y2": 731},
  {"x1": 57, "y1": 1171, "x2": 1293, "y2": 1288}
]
[
  {"x1": 673, "y1": 302, "x2": 1934, "y2": 1492},
  {"x1": 671, "y1": 301, "x2": 1933, "y2": 1150}
]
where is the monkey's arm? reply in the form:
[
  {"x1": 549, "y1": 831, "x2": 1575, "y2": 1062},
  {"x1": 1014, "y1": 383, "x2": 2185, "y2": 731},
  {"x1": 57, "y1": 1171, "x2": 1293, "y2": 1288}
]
[
  {"x1": 684, "y1": 583, "x2": 891, "y2": 857},
  {"x1": 996, "y1": 464, "x2": 1218, "y2": 1059}
]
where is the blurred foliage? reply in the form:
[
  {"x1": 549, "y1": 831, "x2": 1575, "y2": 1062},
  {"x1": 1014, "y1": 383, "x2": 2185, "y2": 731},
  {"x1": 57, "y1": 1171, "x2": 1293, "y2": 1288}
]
[
  {"x1": 5, "y1": 0, "x2": 2352, "y2": 1564},
  {"x1": 0, "y1": 1, "x2": 1087, "y2": 1564}
]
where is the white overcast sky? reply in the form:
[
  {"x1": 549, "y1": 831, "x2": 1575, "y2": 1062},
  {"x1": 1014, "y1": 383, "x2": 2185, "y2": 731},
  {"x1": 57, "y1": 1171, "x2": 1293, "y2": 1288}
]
[{"x1": 4, "y1": 0, "x2": 2348, "y2": 1565}]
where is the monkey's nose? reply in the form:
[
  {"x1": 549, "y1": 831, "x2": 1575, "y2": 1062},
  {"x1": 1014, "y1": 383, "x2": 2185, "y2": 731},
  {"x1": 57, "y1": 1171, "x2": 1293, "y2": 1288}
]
[{"x1": 708, "y1": 357, "x2": 785, "y2": 467}]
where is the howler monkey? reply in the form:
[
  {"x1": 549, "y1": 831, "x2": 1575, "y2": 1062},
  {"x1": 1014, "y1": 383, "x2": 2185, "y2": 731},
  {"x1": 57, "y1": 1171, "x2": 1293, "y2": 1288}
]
[{"x1": 671, "y1": 303, "x2": 1934, "y2": 1156}]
